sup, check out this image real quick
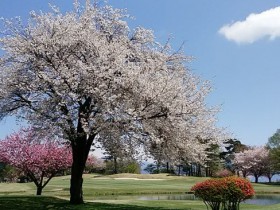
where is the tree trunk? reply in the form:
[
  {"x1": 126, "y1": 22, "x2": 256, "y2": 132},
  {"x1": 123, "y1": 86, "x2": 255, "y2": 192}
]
[
  {"x1": 236, "y1": 170, "x2": 239, "y2": 177},
  {"x1": 70, "y1": 136, "x2": 87, "y2": 204},
  {"x1": 36, "y1": 186, "x2": 43, "y2": 195},
  {"x1": 68, "y1": 97, "x2": 96, "y2": 204},
  {"x1": 70, "y1": 166, "x2": 84, "y2": 204},
  {"x1": 113, "y1": 156, "x2": 118, "y2": 174},
  {"x1": 197, "y1": 164, "x2": 201, "y2": 177},
  {"x1": 190, "y1": 163, "x2": 193, "y2": 176},
  {"x1": 156, "y1": 162, "x2": 160, "y2": 173},
  {"x1": 178, "y1": 165, "x2": 181, "y2": 176},
  {"x1": 254, "y1": 174, "x2": 259, "y2": 183}
]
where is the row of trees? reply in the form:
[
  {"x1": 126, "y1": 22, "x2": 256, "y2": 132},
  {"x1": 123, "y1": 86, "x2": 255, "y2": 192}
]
[
  {"x1": 143, "y1": 138, "x2": 246, "y2": 177},
  {"x1": 142, "y1": 133, "x2": 280, "y2": 184},
  {"x1": 1, "y1": 126, "x2": 279, "y2": 198}
]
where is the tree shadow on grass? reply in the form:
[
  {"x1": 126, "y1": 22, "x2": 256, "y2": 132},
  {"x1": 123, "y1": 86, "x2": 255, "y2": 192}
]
[{"x1": 0, "y1": 196, "x2": 191, "y2": 210}]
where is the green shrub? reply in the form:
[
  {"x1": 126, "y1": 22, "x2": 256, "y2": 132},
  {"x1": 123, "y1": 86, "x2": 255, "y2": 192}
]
[
  {"x1": 0, "y1": 164, "x2": 22, "y2": 182},
  {"x1": 123, "y1": 162, "x2": 141, "y2": 174}
]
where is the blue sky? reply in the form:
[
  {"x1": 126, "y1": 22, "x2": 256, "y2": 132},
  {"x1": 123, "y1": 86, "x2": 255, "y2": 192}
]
[{"x1": 1, "y1": 0, "x2": 280, "y2": 146}]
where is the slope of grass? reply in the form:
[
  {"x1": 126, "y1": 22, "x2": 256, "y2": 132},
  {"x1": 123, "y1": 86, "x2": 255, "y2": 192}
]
[
  {"x1": 0, "y1": 196, "x2": 192, "y2": 210},
  {"x1": 252, "y1": 182, "x2": 280, "y2": 194},
  {"x1": 2, "y1": 174, "x2": 280, "y2": 197}
]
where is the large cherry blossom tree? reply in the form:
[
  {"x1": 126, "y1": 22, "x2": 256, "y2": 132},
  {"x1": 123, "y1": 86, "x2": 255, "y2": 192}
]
[
  {"x1": 0, "y1": 128, "x2": 72, "y2": 195},
  {"x1": 0, "y1": 1, "x2": 226, "y2": 203}
]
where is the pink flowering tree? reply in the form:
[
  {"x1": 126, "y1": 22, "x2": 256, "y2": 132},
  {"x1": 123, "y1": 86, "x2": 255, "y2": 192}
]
[
  {"x1": 84, "y1": 154, "x2": 105, "y2": 173},
  {"x1": 0, "y1": 128, "x2": 72, "y2": 195},
  {"x1": 233, "y1": 146, "x2": 269, "y2": 183}
]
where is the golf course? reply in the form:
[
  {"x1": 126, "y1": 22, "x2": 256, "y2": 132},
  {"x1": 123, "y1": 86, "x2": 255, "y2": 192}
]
[{"x1": 1, "y1": 173, "x2": 280, "y2": 210}]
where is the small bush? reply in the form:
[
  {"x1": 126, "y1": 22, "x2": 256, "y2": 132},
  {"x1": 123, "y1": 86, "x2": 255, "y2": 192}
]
[
  {"x1": 191, "y1": 176, "x2": 254, "y2": 210},
  {"x1": 214, "y1": 169, "x2": 233, "y2": 178}
]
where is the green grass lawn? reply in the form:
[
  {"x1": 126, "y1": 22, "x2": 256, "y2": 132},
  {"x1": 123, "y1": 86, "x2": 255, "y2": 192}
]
[
  {"x1": 1, "y1": 196, "x2": 280, "y2": 210},
  {"x1": 1, "y1": 173, "x2": 280, "y2": 209},
  {"x1": 45, "y1": 173, "x2": 210, "y2": 198},
  {"x1": 252, "y1": 182, "x2": 280, "y2": 194}
]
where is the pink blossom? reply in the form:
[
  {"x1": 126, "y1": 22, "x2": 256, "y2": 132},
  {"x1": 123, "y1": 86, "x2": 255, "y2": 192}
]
[{"x1": 0, "y1": 128, "x2": 72, "y2": 195}]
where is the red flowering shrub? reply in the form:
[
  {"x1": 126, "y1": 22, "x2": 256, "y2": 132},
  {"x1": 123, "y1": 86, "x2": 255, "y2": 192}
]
[{"x1": 191, "y1": 176, "x2": 254, "y2": 210}]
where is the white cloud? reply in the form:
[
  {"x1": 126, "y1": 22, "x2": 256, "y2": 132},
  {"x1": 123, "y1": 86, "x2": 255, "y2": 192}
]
[{"x1": 219, "y1": 7, "x2": 280, "y2": 44}]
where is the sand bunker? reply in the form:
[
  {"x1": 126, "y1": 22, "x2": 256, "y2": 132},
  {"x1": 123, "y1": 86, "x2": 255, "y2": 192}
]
[{"x1": 113, "y1": 178, "x2": 164, "y2": 180}]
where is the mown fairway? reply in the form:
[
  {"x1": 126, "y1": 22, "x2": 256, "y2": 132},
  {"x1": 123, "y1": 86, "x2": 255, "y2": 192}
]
[
  {"x1": 1, "y1": 174, "x2": 280, "y2": 209},
  {"x1": 0, "y1": 174, "x2": 209, "y2": 198}
]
